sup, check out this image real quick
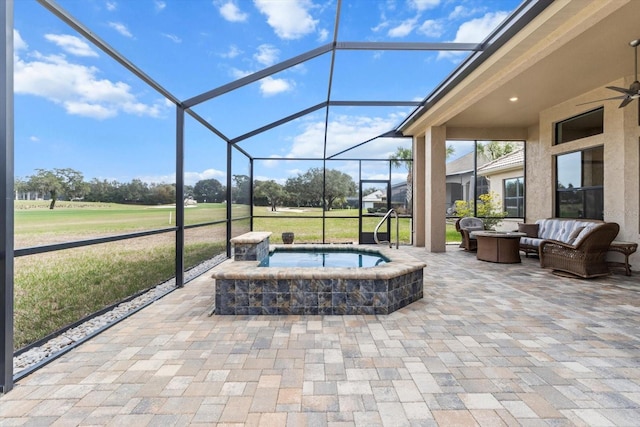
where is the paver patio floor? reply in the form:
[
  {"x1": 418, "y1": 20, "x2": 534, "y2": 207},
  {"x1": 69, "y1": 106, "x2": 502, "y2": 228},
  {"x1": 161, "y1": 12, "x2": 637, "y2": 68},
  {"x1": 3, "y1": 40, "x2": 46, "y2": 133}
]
[{"x1": 1, "y1": 246, "x2": 639, "y2": 426}]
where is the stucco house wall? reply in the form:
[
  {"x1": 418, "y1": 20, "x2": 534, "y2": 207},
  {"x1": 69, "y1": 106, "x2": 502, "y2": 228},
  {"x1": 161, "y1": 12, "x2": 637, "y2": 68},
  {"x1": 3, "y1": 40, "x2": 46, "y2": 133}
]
[{"x1": 529, "y1": 81, "x2": 640, "y2": 243}]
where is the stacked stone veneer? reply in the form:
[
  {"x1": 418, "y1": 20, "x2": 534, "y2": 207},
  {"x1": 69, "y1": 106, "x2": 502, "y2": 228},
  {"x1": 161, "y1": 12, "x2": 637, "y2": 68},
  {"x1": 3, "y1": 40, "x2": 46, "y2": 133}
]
[
  {"x1": 211, "y1": 238, "x2": 426, "y2": 315},
  {"x1": 230, "y1": 232, "x2": 272, "y2": 261}
]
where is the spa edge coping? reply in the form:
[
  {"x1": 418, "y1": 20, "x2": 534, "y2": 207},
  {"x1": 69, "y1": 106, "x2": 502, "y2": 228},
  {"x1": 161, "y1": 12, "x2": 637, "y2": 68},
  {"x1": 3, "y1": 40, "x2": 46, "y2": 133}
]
[
  {"x1": 229, "y1": 231, "x2": 273, "y2": 245},
  {"x1": 212, "y1": 244, "x2": 426, "y2": 280}
]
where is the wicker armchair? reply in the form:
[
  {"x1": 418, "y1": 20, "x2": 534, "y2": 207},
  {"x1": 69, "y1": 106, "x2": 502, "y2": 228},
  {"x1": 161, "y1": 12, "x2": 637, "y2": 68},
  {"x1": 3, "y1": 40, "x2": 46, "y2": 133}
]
[
  {"x1": 539, "y1": 222, "x2": 619, "y2": 278},
  {"x1": 455, "y1": 217, "x2": 484, "y2": 251}
]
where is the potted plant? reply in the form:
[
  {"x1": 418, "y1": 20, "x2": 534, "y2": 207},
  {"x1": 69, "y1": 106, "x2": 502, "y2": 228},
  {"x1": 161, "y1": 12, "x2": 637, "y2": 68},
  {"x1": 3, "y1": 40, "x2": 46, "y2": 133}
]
[{"x1": 282, "y1": 232, "x2": 294, "y2": 244}]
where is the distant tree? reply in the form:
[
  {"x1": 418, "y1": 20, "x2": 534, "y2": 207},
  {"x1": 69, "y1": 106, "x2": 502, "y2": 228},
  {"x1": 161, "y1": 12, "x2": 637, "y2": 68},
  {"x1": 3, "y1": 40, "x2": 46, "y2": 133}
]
[
  {"x1": 477, "y1": 141, "x2": 516, "y2": 161},
  {"x1": 193, "y1": 178, "x2": 225, "y2": 203},
  {"x1": 284, "y1": 175, "x2": 312, "y2": 207},
  {"x1": 254, "y1": 180, "x2": 286, "y2": 211},
  {"x1": 86, "y1": 178, "x2": 116, "y2": 202},
  {"x1": 55, "y1": 168, "x2": 88, "y2": 201},
  {"x1": 389, "y1": 145, "x2": 455, "y2": 213},
  {"x1": 148, "y1": 183, "x2": 175, "y2": 205},
  {"x1": 119, "y1": 179, "x2": 149, "y2": 204},
  {"x1": 389, "y1": 147, "x2": 413, "y2": 212},
  {"x1": 285, "y1": 168, "x2": 356, "y2": 211},
  {"x1": 232, "y1": 174, "x2": 250, "y2": 204},
  {"x1": 14, "y1": 177, "x2": 29, "y2": 199},
  {"x1": 446, "y1": 145, "x2": 455, "y2": 159},
  {"x1": 184, "y1": 184, "x2": 194, "y2": 199},
  {"x1": 27, "y1": 170, "x2": 60, "y2": 209},
  {"x1": 324, "y1": 169, "x2": 357, "y2": 210}
]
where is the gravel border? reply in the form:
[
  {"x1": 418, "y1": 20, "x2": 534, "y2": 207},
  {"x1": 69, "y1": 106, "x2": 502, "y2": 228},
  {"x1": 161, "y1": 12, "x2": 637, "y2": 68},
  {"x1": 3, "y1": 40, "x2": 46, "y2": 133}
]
[{"x1": 13, "y1": 255, "x2": 226, "y2": 377}]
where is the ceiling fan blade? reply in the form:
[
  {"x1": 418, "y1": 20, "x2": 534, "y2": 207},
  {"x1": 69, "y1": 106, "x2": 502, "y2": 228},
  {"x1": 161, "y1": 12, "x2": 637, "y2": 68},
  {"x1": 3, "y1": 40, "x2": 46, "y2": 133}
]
[
  {"x1": 618, "y1": 97, "x2": 634, "y2": 108},
  {"x1": 607, "y1": 86, "x2": 635, "y2": 96},
  {"x1": 576, "y1": 95, "x2": 625, "y2": 106}
]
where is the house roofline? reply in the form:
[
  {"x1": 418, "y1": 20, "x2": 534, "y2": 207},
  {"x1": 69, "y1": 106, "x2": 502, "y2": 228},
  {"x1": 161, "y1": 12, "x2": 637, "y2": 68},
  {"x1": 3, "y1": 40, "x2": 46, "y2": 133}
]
[{"x1": 397, "y1": 0, "x2": 553, "y2": 134}]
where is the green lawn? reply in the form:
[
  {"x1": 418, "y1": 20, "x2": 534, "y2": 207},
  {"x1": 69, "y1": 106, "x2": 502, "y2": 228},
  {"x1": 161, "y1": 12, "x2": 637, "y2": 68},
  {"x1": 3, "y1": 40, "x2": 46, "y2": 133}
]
[{"x1": 13, "y1": 201, "x2": 228, "y2": 348}]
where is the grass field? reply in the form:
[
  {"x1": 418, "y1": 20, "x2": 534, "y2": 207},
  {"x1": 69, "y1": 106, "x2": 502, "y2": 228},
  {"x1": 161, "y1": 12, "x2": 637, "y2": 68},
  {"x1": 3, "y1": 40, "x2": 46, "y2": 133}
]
[
  {"x1": 12, "y1": 200, "x2": 459, "y2": 349},
  {"x1": 13, "y1": 201, "x2": 228, "y2": 348}
]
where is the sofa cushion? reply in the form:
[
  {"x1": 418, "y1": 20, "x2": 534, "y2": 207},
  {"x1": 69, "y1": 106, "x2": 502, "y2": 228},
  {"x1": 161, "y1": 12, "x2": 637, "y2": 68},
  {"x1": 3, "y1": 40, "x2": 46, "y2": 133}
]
[
  {"x1": 520, "y1": 236, "x2": 542, "y2": 248},
  {"x1": 566, "y1": 226, "x2": 585, "y2": 245},
  {"x1": 535, "y1": 218, "x2": 603, "y2": 244},
  {"x1": 518, "y1": 223, "x2": 539, "y2": 238}
]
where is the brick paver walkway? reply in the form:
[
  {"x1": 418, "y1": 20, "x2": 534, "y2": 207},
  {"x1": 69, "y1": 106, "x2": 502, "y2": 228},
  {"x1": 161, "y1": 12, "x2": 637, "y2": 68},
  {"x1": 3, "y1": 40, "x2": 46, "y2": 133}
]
[{"x1": 1, "y1": 246, "x2": 639, "y2": 426}]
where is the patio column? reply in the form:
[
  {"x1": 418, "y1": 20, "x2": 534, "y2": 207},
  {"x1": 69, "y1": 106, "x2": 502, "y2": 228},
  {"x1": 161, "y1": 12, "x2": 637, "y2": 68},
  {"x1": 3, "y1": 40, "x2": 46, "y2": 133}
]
[
  {"x1": 424, "y1": 126, "x2": 446, "y2": 252},
  {"x1": 413, "y1": 135, "x2": 425, "y2": 247}
]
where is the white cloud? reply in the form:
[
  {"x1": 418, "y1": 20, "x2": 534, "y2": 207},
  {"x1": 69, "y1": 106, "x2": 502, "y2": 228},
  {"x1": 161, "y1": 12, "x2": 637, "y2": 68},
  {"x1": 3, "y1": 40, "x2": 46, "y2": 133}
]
[
  {"x1": 155, "y1": 1, "x2": 166, "y2": 12},
  {"x1": 388, "y1": 18, "x2": 417, "y2": 38},
  {"x1": 259, "y1": 76, "x2": 293, "y2": 96},
  {"x1": 108, "y1": 22, "x2": 133, "y2": 38},
  {"x1": 163, "y1": 33, "x2": 182, "y2": 43},
  {"x1": 230, "y1": 67, "x2": 251, "y2": 79},
  {"x1": 289, "y1": 63, "x2": 307, "y2": 74},
  {"x1": 418, "y1": 19, "x2": 443, "y2": 38},
  {"x1": 30, "y1": 136, "x2": 40, "y2": 142},
  {"x1": 254, "y1": 0, "x2": 318, "y2": 40},
  {"x1": 452, "y1": 11, "x2": 509, "y2": 42},
  {"x1": 438, "y1": 11, "x2": 509, "y2": 61},
  {"x1": 15, "y1": 49, "x2": 166, "y2": 120},
  {"x1": 317, "y1": 28, "x2": 329, "y2": 42},
  {"x1": 44, "y1": 34, "x2": 98, "y2": 57},
  {"x1": 219, "y1": 1, "x2": 248, "y2": 22},
  {"x1": 106, "y1": 1, "x2": 117, "y2": 12},
  {"x1": 136, "y1": 170, "x2": 226, "y2": 186},
  {"x1": 13, "y1": 29, "x2": 27, "y2": 51},
  {"x1": 287, "y1": 114, "x2": 401, "y2": 158},
  {"x1": 221, "y1": 44, "x2": 242, "y2": 58},
  {"x1": 448, "y1": 5, "x2": 480, "y2": 20},
  {"x1": 371, "y1": 21, "x2": 389, "y2": 33},
  {"x1": 184, "y1": 168, "x2": 225, "y2": 186},
  {"x1": 254, "y1": 44, "x2": 279, "y2": 66},
  {"x1": 409, "y1": 0, "x2": 440, "y2": 12}
]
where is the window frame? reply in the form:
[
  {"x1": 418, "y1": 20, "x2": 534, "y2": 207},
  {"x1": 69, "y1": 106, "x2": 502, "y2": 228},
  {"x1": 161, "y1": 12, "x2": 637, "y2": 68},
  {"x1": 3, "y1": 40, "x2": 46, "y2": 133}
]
[
  {"x1": 555, "y1": 146, "x2": 604, "y2": 219},
  {"x1": 554, "y1": 107, "x2": 604, "y2": 145},
  {"x1": 503, "y1": 176, "x2": 524, "y2": 218}
]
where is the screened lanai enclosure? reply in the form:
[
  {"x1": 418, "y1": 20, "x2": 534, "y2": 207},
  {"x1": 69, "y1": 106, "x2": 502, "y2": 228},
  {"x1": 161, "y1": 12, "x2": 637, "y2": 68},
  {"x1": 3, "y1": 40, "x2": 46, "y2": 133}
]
[{"x1": 1, "y1": 0, "x2": 539, "y2": 392}]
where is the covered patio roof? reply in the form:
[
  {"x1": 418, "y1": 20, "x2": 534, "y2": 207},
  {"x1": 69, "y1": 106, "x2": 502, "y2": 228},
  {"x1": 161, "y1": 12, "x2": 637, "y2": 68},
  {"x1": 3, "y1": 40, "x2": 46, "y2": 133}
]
[{"x1": 400, "y1": 0, "x2": 640, "y2": 134}]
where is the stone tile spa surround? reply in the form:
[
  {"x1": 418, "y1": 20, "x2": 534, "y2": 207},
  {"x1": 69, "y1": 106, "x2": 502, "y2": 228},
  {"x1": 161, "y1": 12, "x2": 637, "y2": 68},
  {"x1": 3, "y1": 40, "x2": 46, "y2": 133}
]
[{"x1": 210, "y1": 232, "x2": 426, "y2": 315}]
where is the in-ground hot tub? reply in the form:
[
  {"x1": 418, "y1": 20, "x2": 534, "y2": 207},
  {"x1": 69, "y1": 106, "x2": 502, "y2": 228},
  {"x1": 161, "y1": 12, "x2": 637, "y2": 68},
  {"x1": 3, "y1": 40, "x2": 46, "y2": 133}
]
[{"x1": 210, "y1": 232, "x2": 426, "y2": 315}]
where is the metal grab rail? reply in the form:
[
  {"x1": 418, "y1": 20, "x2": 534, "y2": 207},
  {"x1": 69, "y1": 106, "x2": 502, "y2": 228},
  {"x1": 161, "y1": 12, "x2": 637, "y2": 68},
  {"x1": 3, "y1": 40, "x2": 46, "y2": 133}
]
[{"x1": 374, "y1": 209, "x2": 399, "y2": 249}]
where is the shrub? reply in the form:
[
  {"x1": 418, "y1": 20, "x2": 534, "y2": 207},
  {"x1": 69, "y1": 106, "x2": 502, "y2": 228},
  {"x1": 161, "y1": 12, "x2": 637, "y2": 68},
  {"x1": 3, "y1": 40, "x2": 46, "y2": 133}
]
[{"x1": 454, "y1": 192, "x2": 507, "y2": 230}]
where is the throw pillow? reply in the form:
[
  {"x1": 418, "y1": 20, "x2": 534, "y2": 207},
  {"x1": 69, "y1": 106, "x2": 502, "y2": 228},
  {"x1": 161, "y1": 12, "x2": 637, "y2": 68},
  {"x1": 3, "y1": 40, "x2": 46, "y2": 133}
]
[
  {"x1": 518, "y1": 223, "x2": 539, "y2": 238},
  {"x1": 567, "y1": 226, "x2": 585, "y2": 245}
]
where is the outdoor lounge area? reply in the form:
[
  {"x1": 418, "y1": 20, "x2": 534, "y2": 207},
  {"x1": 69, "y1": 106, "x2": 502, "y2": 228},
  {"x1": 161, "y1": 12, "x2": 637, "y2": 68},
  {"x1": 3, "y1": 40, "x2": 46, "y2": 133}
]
[{"x1": 1, "y1": 246, "x2": 639, "y2": 425}]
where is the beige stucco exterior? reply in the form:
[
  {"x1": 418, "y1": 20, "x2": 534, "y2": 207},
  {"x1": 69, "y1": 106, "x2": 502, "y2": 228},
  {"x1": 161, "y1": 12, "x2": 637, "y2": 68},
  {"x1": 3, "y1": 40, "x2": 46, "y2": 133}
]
[{"x1": 404, "y1": 0, "x2": 639, "y2": 267}]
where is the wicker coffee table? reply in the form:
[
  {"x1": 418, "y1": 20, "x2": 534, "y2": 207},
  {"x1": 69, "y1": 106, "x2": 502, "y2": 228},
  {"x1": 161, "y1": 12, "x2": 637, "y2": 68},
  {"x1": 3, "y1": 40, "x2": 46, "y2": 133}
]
[{"x1": 471, "y1": 231, "x2": 527, "y2": 263}]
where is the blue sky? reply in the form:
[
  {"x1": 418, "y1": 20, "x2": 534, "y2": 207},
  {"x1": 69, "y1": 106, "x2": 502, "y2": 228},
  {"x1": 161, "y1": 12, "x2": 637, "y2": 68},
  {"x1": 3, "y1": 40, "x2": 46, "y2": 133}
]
[{"x1": 13, "y1": 0, "x2": 520, "y2": 186}]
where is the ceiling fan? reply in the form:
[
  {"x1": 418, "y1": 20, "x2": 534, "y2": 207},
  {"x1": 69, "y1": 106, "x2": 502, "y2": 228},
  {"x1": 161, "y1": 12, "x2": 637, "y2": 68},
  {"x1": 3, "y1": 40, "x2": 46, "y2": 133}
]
[{"x1": 578, "y1": 38, "x2": 640, "y2": 108}]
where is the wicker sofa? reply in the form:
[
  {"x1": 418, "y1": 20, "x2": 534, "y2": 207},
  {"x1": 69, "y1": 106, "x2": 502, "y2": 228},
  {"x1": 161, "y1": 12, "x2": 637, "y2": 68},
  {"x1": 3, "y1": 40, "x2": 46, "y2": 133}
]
[{"x1": 518, "y1": 218, "x2": 619, "y2": 278}]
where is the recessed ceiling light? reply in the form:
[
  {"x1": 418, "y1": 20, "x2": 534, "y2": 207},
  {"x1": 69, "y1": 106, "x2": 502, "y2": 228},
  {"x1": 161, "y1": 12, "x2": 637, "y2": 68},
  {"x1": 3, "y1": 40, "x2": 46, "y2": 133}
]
[{"x1": 509, "y1": 97, "x2": 518, "y2": 102}]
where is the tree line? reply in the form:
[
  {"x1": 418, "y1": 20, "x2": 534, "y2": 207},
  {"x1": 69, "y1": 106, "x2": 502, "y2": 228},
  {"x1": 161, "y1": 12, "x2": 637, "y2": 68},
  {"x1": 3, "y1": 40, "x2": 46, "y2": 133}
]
[{"x1": 15, "y1": 167, "x2": 357, "y2": 211}]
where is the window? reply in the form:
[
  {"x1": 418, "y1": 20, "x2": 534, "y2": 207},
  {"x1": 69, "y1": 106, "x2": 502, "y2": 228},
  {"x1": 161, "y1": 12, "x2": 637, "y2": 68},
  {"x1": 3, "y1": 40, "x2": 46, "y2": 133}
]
[
  {"x1": 555, "y1": 146, "x2": 603, "y2": 219},
  {"x1": 555, "y1": 108, "x2": 604, "y2": 145},
  {"x1": 475, "y1": 176, "x2": 489, "y2": 200},
  {"x1": 504, "y1": 177, "x2": 524, "y2": 217}
]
